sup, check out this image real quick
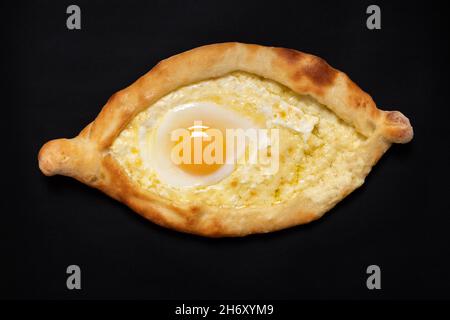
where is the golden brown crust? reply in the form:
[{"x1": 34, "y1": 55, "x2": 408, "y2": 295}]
[{"x1": 38, "y1": 43, "x2": 413, "y2": 237}]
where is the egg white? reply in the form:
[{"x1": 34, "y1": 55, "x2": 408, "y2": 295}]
[{"x1": 148, "y1": 102, "x2": 258, "y2": 187}]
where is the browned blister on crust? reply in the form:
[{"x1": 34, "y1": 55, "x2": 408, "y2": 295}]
[{"x1": 38, "y1": 43, "x2": 413, "y2": 237}]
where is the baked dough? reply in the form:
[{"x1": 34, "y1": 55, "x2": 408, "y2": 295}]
[{"x1": 38, "y1": 43, "x2": 413, "y2": 237}]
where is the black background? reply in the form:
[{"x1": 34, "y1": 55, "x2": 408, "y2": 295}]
[{"x1": 1, "y1": 0, "x2": 449, "y2": 300}]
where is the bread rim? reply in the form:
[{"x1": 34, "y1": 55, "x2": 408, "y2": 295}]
[{"x1": 38, "y1": 42, "x2": 413, "y2": 237}]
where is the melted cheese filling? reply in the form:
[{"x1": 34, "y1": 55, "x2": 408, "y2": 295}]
[{"x1": 110, "y1": 72, "x2": 366, "y2": 208}]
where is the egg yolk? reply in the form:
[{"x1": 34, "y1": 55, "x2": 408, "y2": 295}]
[{"x1": 174, "y1": 123, "x2": 227, "y2": 176}]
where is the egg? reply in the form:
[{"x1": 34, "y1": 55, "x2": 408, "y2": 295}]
[
  {"x1": 144, "y1": 102, "x2": 259, "y2": 187},
  {"x1": 110, "y1": 72, "x2": 364, "y2": 208}
]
